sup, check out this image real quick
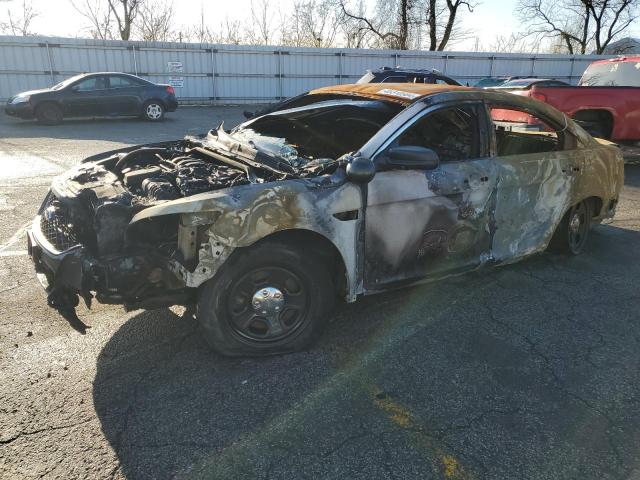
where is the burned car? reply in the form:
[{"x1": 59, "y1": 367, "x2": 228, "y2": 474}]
[{"x1": 28, "y1": 84, "x2": 623, "y2": 356}]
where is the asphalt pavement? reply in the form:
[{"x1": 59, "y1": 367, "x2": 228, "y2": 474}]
[{"x1": 1, "y1": 107, "x2": 640, "y2": 480}]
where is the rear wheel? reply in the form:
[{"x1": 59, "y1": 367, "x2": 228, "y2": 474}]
[
  {"x1": 35, "y1": 103, "x2": 63, "y2": 125},
  {"x1": 142, "y1": 100, "x2": 165, "y2": 121},
  {"x1": 548, "y1": 200, "x2": 592, "y2": 255},
  {"x1": 197, "y1": 241, "x2": 334, "y2": 356}
]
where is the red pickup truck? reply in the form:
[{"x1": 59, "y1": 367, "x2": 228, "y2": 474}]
[{"x1": 496, "y1": 57, "x2": 640, "y2": 142}]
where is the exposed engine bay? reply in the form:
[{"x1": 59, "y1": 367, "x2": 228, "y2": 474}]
[{"x1": 31, "y1": 99, "x2": 400, "y2": 330}]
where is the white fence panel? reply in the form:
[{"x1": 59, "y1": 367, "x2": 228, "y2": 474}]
[{"x1": 0, "y1": 35, "x2": 610, "y2": 103}]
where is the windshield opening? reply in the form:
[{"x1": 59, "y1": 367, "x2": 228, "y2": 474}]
[
  {"x1": 51, "y1": 74, "x2": 85, "y2": 90},
  {"x1": 229, "y1": 99, "x2": 403, "y2": 168}
]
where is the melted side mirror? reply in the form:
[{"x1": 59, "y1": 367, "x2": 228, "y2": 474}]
[
  {"x1": 346, "y1": 155, "x2": 375, "y2": 184},
  {"x1": 386, "y1": 146, "x2": 440, "y2": 170}
]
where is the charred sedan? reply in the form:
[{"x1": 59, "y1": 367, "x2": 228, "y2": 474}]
[{"x1": 27, "y1": 84, "x2": 623, "y2": 356}]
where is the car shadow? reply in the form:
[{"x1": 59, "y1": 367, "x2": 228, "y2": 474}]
[{"x1": 93, "y1": 224, "x2": 640, "y2": 479}]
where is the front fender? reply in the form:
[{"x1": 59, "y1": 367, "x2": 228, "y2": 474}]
[
  {"x1": 130, "y1": 177, "x2": 365, "y2": 299},
  {"x1": 130, "y1": 179, "x2": 358, "y2": 243}
]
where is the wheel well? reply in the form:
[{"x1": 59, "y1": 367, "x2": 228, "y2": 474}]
[
  {"x1": 252, "y1": 229, "x2": 348, "y2": 298},
  {"x1": 35, "y1": 101, "x2": 61, "y2": 112},
  {"x1": 572, "y1": 110, "x2": 613, "y2": 138},
  {"x1": 582, "y1": 196, "x2": 603, "y2": 218},
  {"x1": 144, "y1": 98, "x2": 165, "y2": 109}
]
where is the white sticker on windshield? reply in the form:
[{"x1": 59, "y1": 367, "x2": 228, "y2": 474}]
[{"x1": 377, "y1": 88, "x2": 420, "y2": 100}]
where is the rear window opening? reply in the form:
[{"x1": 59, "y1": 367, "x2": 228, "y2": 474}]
[
  {"x1": 490, "y1": 107, "x2": 561, "y2": 155},
  {"x1": 579, "y1": 61, "x2": 640, "y2": 87}
]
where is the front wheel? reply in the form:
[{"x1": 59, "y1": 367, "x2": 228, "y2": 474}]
[
  {"x1": 548, "y1": 200, "x2": 592, "y2": 255},
  {"x1": 35, "y1": 103, "x2": 63, "y2": 125},
  {"x1": 142, "y1": 100, "x2": 165, "y2": 121},
  {"x1": 197, "y1": 241, "x2": 335, "y2": 356}
]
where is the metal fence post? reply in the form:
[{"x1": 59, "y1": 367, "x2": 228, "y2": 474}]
[
  {"x1": 569, "y1": 56, "x2": 576, "y2": 84},
  {"x1": 277, "y1": 49, "x2": 283, "y2": 100},
  {"x1": 132, "y1": 44, "x2": 138, "y2": 75},
  {"x1": 44, "y1": 41, "x2": 54, "y2": 84},
  {"x1": 530, "y1": 56, "x2": 536, "y2": 76},
  {"x1": 210, "y1": 47, "x2": 217, "y2": 105}
]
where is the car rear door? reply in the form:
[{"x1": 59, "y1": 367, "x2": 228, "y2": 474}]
[
  {"x1": 487, "y1": 101, "x2": 579, "y2": 260},
  {"x1": 363, "y1": 101, "x2": 498, "y2": 290},
  {"x1": 106, "y1": 75, "x2": 143, "y2": 115}
]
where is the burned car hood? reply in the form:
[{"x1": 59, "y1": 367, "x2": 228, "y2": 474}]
[{"x1": 44, "y1": 130, "x2": 347, "y2": 257}]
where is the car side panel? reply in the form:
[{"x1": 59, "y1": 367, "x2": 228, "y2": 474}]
[
  {"x1": 364, "y1": 159, "x2": 498, "y2": 289},
  {"x1": 491, "y1": 150, "x2": 576, "y2": 261},
  {"x1": 578, "y1": 143, "x2": 624, "y2": 219},
  {"x1": 106, "y1": 86, "x2": 142, "y2": 115}
]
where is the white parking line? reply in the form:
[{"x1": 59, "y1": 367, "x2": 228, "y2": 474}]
[{"x1": 0, "y1": 222, "x2": 31, "y2": 253}]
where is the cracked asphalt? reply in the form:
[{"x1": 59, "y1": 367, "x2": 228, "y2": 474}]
[{"x1": 2, "y1": 107, "x2": 640, "y2": 480}]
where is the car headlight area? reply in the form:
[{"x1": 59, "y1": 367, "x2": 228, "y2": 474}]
[{"x1": 10, "y1": 94, "x2": 30, "y2": 104}]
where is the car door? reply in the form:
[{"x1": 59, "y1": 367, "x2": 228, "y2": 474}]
[
  {"x1": 364, "y1": 101, "x2": 498, "y2": 290},
  {"x1": 106, "y1": 75, "x2": 143, "y2": 115},
  {"x1": 487, "y1": 102, "x2": 580, "y2": 260},
  {"x1": 63, "y1": 76, "x2": 108, "y2": 117}
]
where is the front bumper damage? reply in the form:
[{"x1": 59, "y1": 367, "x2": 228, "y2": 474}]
[
  {"x1": 27, "y1": 208, "x2": 194, "y2": 333},
  {"x1": 27, "y1": 214, "x2": 96, "y2": 333}
]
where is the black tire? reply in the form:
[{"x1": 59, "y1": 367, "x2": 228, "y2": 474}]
[
  {"x1": 197, "y1": 241, "x2": 335, "y2": 356},
  {"x1": 35, "y1": 103, "x2": 63, "y2": 125},
  {"x1": 141, "y1": 100, "x2": 165, "y2": 121},
  {"x1": 548, "y1": 200, "x2": 592, "y2": 255}
]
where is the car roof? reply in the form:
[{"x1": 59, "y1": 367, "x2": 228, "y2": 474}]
[
  {"x1": 371, "y1": 67, "x2": 445, "y2": 75},
  {"x1": 309, "y1": 83, "x2": 471, "y2": 105},
  {"x1": 590, "y1": 56, "x2": 640, "y2": 65},
  {"x1": 76, "y1": 72, "x2": 143, "y2": 78}
]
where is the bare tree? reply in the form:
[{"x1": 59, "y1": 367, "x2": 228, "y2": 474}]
[
  {"x1": 71, "y1": 0, "x2": 113, "y2": 39},
  {"x1": 282, "y1": 0, "x2": 341, "y2": 47},
  {"x1": 339, "y1": 0, "x2": 416, "y2": 49},
  {"x1": 137, "y1": 0, "x2": 174, "y2": 41},
  {"x1": 211, "y1": 18, "x2": 245, "y2": 44},
  {"x1": 339, "y1": 0, "x2": 474, "y2": 50},
  {"x1": 426, "y1": 0, "x2": 477, "y2": 50},
  {"x1": 248, "y1": 0, "x2": 276, "y2": 45},
  {"x1": 337, "y1": 0, "x2": 372, "y2": 47},
  {"x1": 1, "y1": 0, "x2": 38, "y2": 36},
  {"x1": 107, "y1": 0, "x2": 143, "y2": 40},
  {"x1": 488, "y1": 33, "x2": 533, "y2": 52},
  {"x1": 518, "y1": 0, "x2": 639, "y2": 54}
]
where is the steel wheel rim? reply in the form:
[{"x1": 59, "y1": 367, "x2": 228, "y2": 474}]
[
  {"x1": 146, "y1": 104, "x2": 162, "y2": 119},
  {"x1": 568, "y1": 202, "x2": 588, "y2": 252},
  {"x1": 226, "y1": 266, "x2": 309, "y2": 343},
  {"x1": 43, "y1": 106, "x2": 58, "y2": 121}
]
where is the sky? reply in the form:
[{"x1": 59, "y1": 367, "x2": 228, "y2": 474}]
[{"x1": 6, "y1": 0, "x2": 640, "y2": 52}]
